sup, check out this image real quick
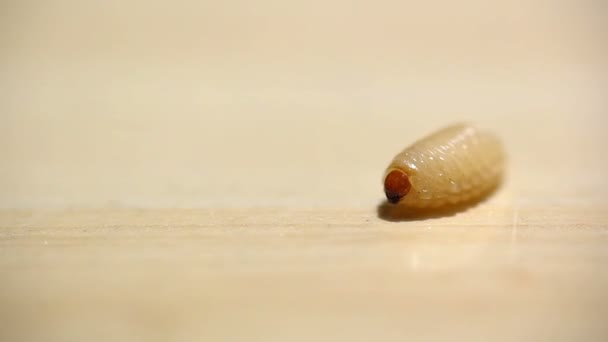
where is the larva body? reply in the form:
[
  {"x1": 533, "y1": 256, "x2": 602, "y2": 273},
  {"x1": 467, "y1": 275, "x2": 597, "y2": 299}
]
[{"x1": 383, "y1": 123, "x2": 504, "y2": 208}]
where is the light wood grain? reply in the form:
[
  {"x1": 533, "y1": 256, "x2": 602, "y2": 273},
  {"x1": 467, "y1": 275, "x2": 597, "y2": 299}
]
[
  {"x1": 1, "y1": 206, "x2": 607, "y2": 341},
  {"x1": 1, "y1": 0, "x2": 607, "y2": 341}
]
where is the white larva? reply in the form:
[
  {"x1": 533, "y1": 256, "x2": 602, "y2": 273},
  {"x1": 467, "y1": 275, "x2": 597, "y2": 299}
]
[{"x1": 383, "y1": 123, "x2": 505, "y2": 208}]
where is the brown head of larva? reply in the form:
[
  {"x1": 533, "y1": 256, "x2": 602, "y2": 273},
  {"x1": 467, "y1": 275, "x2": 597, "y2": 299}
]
[{"x1": 384, "y1": 169, "x2": 411, "y2": 204}]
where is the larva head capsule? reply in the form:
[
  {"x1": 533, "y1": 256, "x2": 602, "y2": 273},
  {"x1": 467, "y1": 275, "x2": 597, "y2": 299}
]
[{"x1": 384, "y1": 169, "x2": 411, "y2": 204}]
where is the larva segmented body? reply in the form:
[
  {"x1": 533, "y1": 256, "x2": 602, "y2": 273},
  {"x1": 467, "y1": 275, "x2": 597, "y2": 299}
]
[{"x1": 383, "y1": 123, "x2": 504, "y2": 208}]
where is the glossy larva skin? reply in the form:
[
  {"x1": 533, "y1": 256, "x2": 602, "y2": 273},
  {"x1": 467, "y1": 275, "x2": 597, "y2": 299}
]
[{"x1": 385, "y1": 123, "x2": 505, "y2": 208}]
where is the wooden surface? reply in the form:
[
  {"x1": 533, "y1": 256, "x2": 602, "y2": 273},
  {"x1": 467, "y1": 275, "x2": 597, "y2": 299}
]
[{"x1": 1, "y1": 1, "x2": 607, "y2": 341}]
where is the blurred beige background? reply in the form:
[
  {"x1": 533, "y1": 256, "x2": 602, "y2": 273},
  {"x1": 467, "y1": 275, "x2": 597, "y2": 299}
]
[
  {"x1": 1, "y1": 1, "x2": 607, "y2": 341},
  {"x1": 1, "y1": 0, "x2": 606, "y2": 208}
]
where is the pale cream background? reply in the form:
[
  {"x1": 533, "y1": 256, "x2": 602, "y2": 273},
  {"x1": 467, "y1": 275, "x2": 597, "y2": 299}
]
[{"x1": 1, "y1": 1, "x2": 607, "y2": 341}]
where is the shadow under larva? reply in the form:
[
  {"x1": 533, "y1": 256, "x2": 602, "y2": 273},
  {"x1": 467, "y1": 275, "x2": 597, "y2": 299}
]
[{"x1": 376, "y1": 181, "x2": 501, "y2": 222}]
